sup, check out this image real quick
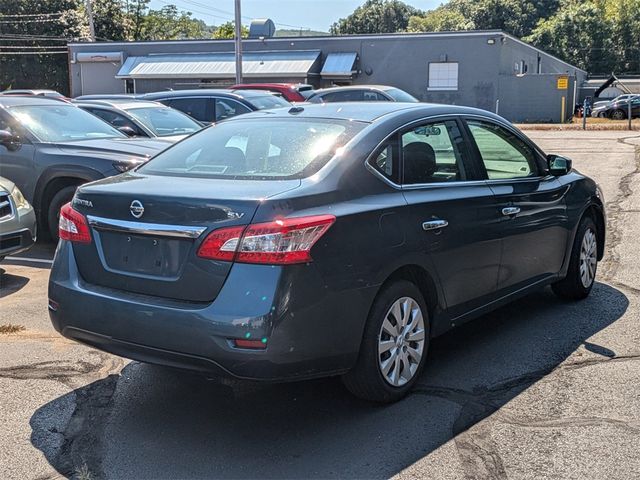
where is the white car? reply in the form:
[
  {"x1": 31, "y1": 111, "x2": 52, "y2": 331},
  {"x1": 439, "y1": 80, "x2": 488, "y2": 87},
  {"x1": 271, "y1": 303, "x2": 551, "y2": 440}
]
[{"x1": 0, "y1": 176, "x2": 36, "y2": 262}]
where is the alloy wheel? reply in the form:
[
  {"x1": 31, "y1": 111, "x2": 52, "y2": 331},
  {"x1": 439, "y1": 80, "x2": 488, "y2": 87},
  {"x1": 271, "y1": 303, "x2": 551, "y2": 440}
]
[
  {"x1": 579, "y1": 228, "x2": 597, "y2": 288},
  {"x1": 378, "y1": 296, "x2": 425, "y2": 387}
]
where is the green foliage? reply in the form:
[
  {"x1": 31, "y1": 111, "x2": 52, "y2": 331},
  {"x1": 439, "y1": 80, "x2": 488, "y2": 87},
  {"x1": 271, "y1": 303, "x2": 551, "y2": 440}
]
[
  {"x1": 330, "y1": 0, "x2": 423, "y2": 35},
  {"x1": 212, "y1": 21, "x2": 249, "y2": 39},
  {"x1": 140, "y1": 5, "x2": 207, "y2": 40},
  {"x1": 93, "y1": 0, "x2": 129, "y2": 41}
]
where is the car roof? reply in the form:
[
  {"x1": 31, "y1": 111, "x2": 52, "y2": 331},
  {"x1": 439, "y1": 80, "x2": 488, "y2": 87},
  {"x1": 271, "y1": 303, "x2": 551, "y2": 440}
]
[
  {"x1": 2, "y1": 89, "x2": 61, "y2": 95},
  {"x1": 311, "y1": 85, "x2": 395, "y2": 95},
  {"x1": 226, "y1": 102, "x2": 501, "y2": 124},
  {"x1": 141, "y1": 89, "x2": 278, "y2": 100},
  {"x1": 74, "y1": 99, "x2": 166, "y2": 110},
  {"x1": 0, "y1": 95, "x2": 72, "y2": 108}
]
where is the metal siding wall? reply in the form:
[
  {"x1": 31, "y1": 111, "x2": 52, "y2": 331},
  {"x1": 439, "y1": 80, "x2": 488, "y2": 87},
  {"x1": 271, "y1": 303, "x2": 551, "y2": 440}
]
[{"x1": 497, "y1": 74, "x2": 575, "y2": 123}]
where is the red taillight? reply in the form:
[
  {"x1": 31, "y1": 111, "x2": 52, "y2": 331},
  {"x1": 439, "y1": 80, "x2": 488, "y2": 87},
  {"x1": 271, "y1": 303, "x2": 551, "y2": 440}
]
[
  {"x1": 233, "y1": 339, "x2": 267, "y2": 350},
  {"x1": 197, "y1": 215, "x2": 335, "y2": 265},
  {"x1": 59, "y1": 203, "x2": 91, "y2": 244}
]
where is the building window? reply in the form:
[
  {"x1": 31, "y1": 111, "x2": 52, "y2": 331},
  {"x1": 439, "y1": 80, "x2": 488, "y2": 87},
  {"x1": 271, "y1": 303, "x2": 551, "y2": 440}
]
[
  {"x1": 125, "y1": 79, "x2": 135, "y2": 94},
  {"x1": 428, "y1": 62, "x2": 458, "y2": 91}
]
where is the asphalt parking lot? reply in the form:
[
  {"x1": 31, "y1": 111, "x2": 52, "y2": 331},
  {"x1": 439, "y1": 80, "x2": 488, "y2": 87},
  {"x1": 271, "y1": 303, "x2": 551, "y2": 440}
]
[{"x1": 1, "y1": 130, "x2": 639, "y2": 480}]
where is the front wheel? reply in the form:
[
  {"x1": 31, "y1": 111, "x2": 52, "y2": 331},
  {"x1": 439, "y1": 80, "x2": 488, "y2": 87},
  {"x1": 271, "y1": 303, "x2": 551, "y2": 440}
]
[
  {"x1": 611, "y1": 109, "x2": 626, "y2": 120},
  {"x1": 47, "y1": 186, "x2": 78, "y2": 241},
  {"x1": 342, "y1": 280, "x2": 430, "y2": 403},
  {"x1": 552, "y1": 216, "x2": 598, "y2": 300}
]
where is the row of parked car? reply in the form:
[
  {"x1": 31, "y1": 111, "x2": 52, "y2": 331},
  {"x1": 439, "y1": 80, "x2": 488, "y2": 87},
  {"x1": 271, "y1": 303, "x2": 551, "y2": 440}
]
[
  {"x1": 0, "y1": 83, "x2": 418, "y2": 258},
  {"x1": 590, "y1": 94, "x2": 640, "y2": 119}
]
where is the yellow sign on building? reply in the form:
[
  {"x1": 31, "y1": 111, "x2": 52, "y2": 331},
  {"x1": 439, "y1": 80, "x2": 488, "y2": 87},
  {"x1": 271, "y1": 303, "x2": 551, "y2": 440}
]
[{"x1": 557, "y1": 76, "x2": 569, "y2": 90}]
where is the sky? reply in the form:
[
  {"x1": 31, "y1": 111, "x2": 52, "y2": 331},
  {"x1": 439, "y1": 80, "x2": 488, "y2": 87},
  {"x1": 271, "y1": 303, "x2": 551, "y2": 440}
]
[{"x1": 148, "y1": 0, "x2": 443, "y2": 32}]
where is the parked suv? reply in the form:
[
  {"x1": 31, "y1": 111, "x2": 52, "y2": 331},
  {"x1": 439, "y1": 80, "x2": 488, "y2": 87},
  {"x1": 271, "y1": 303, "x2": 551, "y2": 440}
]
[
  {"x1": 140, "y1": 89, "x2": 290, "y2": 123},
  {"x1": 0, "y1": 96, "x2": 170, "y2": 239}
]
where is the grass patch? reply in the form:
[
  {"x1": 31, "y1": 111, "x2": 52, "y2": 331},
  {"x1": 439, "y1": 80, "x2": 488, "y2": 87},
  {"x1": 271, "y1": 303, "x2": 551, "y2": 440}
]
[
  {"x1": 74, "y1": 463, "x2": 93, "y2": 480},
  {"x1": 0, "y1": 324, "x2": 26, "y2": 334}
]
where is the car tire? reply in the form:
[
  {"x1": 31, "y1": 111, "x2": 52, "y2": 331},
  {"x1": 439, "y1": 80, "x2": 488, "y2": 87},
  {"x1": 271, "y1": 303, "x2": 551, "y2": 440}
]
[
  {"x1": 342, "y1": 280, "x2": 430, "y2": 403},
  {"x1": 611, "y1": 109, "x2": 626, "y2": 120},
  {"x1": 47, "y1": 186, "x2": 78, "y2": 241},
  {"x1": 552, "y1": 216, "x2": 598, "y2": 300}
]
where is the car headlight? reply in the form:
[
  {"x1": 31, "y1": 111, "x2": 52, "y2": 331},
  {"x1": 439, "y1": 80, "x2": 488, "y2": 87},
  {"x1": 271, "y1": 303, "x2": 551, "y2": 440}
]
[{"x1": 11, "y1": 185, "x2": 29, "y2": 209}]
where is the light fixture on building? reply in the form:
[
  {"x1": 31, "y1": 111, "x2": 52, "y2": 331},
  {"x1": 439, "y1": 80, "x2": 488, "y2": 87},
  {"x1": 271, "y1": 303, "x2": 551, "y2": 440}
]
[{"x1": 487, "y1": 38, "x2": 495, "y2": 45}]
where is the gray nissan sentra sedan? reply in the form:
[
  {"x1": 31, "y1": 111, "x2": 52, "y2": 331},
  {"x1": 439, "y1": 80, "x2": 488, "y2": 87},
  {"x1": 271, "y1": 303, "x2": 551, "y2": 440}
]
[{"x1": 48, "y1": 103, "x2": 605, "y2": 402}]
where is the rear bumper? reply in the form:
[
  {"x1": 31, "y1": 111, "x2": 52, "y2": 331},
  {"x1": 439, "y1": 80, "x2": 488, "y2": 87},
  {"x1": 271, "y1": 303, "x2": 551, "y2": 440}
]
[{"x1": 49, "y1": 240, "x2": 377, "y2": 381}]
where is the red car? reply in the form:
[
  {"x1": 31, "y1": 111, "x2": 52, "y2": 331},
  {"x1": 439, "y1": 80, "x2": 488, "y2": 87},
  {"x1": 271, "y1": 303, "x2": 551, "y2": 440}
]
[{"x1": 230, "y1": 83, "x2": 314, "y2": 102}]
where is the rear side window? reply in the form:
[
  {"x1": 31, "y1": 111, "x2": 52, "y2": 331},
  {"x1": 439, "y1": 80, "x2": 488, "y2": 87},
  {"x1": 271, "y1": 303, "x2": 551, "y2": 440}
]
[
  {"x1": 402, "y1": 120, "x2": 467, "y2": 184},
  {"x1": 139, "y1": 118, "x2": 366, "y2": 179},
  {"x1": 162, "y1": 97, "x2": 210, "y2": 122},
  {"x1": 467, "y1": 120, "x2": 538, "y2": 179}
]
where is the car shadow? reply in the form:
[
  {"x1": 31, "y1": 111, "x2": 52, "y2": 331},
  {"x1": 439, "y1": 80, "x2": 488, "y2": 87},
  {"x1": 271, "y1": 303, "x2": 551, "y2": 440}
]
[
  {"x1": 30, "y1": 282, "x2": 628, "y2": 479},
  {"x1": 0, "y1": 272, "x2": 30, "y2": 298}
]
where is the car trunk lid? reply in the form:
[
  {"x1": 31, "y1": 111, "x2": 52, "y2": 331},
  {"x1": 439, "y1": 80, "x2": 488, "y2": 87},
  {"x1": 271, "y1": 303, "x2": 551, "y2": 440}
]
[{"x1": 71, "y1": 172, "x2": 300, "y2": 302}]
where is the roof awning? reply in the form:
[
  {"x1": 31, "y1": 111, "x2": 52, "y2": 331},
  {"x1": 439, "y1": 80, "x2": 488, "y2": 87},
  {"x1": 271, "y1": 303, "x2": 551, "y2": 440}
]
[
  {"x1": 321, "y1": 52, "x2": 358, "y2": 79},
  {"x1": 116, "y1": 50, "x2": 321, "y2": 79}
]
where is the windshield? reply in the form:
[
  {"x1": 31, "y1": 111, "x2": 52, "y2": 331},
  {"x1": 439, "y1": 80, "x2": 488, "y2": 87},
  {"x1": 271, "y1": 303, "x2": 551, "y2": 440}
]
[
  {"x1": 384, "y1": 88, "x2": 419, "y2": 102},
  {"x1": 9, "y1": 105, "x2": 124, "y2": 142},
  {"x1": 139, "y1": 118, "x2": 366, "y2": 179},
  {"x1": 127, "y1": 107, "x2": 202, "y2": 137},
  {"x1": 248, "y1": 95, "x2": 291, "y2": 110}
]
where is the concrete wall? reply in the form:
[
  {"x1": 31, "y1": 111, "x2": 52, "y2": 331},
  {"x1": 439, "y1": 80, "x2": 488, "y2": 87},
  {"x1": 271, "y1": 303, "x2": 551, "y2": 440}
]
[{"x1": 68, "y1": 31, "x2": 586, "y2": 122}]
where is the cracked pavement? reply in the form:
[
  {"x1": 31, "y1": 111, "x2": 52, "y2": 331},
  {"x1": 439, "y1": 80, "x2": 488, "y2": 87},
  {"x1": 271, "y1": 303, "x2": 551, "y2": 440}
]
[{"x1": 0, "y1": 130, "x2": 639, "y2": 479}]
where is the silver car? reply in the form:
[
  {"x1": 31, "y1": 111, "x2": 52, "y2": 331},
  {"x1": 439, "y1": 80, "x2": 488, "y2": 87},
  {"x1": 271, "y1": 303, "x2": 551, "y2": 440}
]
[{"x1": 0, "y1": 176, "x2": 36, "y2": 261}]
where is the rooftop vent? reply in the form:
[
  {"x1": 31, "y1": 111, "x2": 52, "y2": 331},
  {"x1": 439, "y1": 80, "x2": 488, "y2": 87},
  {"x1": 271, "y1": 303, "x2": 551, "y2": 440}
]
[{"x1": 249, "y1": 18, "x2": 276, "y2": 39}]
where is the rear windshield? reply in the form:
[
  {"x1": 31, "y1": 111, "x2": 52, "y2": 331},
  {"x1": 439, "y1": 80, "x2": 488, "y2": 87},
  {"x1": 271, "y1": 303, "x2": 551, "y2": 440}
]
[
  {"x1": 248, "y1": 95, "x2": 291, "y2": 110},
  {"x1": 139, "y1": 118, "x2": 366, "y2": 179},
  {"x1": 384, "y1": 88, "x2": 419, "y2": 103}
]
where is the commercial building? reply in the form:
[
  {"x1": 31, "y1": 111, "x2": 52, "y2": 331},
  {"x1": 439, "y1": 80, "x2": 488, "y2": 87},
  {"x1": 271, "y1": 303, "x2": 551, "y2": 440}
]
[{"x1": 67, "y1": 28, "x2": 586, "y2": 123}]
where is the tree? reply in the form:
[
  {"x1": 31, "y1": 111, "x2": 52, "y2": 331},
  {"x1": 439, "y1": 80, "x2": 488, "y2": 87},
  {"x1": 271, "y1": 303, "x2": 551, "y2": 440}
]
[
  {"x1": 93, "y1": 0, "x2": 129, "y2": 41},
  {"x1": 407, "y1": 5, "x2": 471, "y2": 32},
  {"x1": 126, "y1": 0, "x2": 150, "y2": 41},
  {"x1": 212, "y1": 21, "x2": 249, "y2": 39},
  {"x1": 141, "y1": 5, "x2": 207, "y2": 40},
  {"x1": 525, "y1": 1, "x2": 614, "y2": 74},
  {"x1": 330, "y1": 0, "x2": 422, "y2": 35}
]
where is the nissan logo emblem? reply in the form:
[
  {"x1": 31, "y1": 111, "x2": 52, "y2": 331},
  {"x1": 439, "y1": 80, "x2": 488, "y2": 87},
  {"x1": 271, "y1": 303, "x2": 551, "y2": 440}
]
[{"x1": 130, "y1": 200, "x2": 144, "y2": 219}]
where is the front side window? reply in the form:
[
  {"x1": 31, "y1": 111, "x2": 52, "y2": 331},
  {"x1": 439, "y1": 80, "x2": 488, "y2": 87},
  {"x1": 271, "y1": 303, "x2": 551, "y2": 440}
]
[
  {"x1": 139, "y1": 118, "x2": 366, "y2": 180},
  {"x1": 402, "y1": 120, "x2": 467, "y2": 184},
  {"x1": 247, "y1": 95, "x2": 290, "y2": 110},
  {"x1": 467, "y1": 120, "x2": 538, "y2": 180},
  {"x1": 86, "y1": 108, "x2": 141, "y2": 134},
  {"x1": 127, "y1": 107, "x2": 201, "y2": 137},
  {"x1": 8, "y1": 105, "x2": 124, "y2": 142},
  {"x1": 215, "y1": 98, "x2": 251, "y2": 121},
  {"x1": 428, "y1": 62, "x2": 459, "y2": 91}
]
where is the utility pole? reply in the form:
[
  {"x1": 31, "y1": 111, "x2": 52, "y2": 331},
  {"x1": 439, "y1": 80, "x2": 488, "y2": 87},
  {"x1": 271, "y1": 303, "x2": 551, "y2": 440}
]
[
  {"x1": 86, "y1": 0, "x2": 96, "y2": 41},
  {"x1": 234, "y1": 0, "x2": 243, "y2": 84}
]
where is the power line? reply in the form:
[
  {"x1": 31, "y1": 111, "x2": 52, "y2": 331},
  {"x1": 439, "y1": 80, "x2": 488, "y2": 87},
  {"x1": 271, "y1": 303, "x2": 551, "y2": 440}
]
[
  {"x1": 0, "y1": 12, "x2": 65, "y2": 18},
  {"x1": 0, "y1": 51, "x2": 68, "y2": 55},
  {"x1": 0, "y1": 45, "x2": 68, "y2": 49},
  {"x1": 0, "y1": 18, "x2": 64, "y2": 24},
  {"x1": 0, "y1": 33, "x2": 70, "y2": 40}
]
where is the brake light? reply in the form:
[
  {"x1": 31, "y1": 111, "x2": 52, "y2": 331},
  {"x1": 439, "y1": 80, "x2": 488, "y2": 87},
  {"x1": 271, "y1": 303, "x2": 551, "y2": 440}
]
[
  {"x1": 59, "y1": 203, "x2": 91, "y2": 244},
  {"x1": 197, "y1": 215, "x2": 335, "y2": 265}
]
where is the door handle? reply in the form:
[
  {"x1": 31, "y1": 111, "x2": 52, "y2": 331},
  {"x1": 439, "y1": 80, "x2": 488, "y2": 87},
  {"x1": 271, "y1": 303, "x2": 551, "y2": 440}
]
[
  {"x1": 502, "y1": 207, "x2": 521, "y2": 216},
  {"x1": 422, "y1": 219, "x2": 449, "y2": 231}
]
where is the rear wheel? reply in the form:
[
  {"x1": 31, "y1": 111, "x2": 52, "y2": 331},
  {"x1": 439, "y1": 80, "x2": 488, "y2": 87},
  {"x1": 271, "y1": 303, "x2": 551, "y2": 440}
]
[
  {"x1": 611, "y1": 109, "x2": 626, "y2": 120},
  {"x1": 342, "y1": 280, "x2": 429, "y2": 403},
  {"x1": 47, "y1": 186, "x2": 77, "y2": 241},
  {"x1": 552, "y1": 216, "x2": 598, "y2": 300}
]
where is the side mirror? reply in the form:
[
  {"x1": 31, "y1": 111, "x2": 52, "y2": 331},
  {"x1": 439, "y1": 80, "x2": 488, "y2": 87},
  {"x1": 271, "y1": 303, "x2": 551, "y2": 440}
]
[
  {"x1": 117, "y1": 126, "x2": 137, "y2": 137},
  {"x1": 548, "y1": 154, "x2": 572, "y2": 176},
  {"x1": 0, "y1": 129, "x2": 20, "y2": 151}
]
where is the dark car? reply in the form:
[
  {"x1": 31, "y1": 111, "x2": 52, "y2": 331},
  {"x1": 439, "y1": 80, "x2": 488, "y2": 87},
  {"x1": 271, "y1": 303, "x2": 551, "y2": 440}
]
[
  {"x1": 307, "y1": 85, "x2": 418, "y2": 103},
  {"x1": 49, "y1": 103, "x2": 605, "y2": 403},
  {"x1": 74, "y1": 99, "x2": 202, "y2": 141},
  {"x1": 140, "y1": 89, "x2": 291, "y2": 123},
  {"x1": 0, "y1": 96, "x2": 170, "y2": 239},
  {"x1": 593, "y1": 96, "x2": 640, "y2": 120},
  {"x1": 230, "y1": 83, "x2": 314, "y2": 102}
]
